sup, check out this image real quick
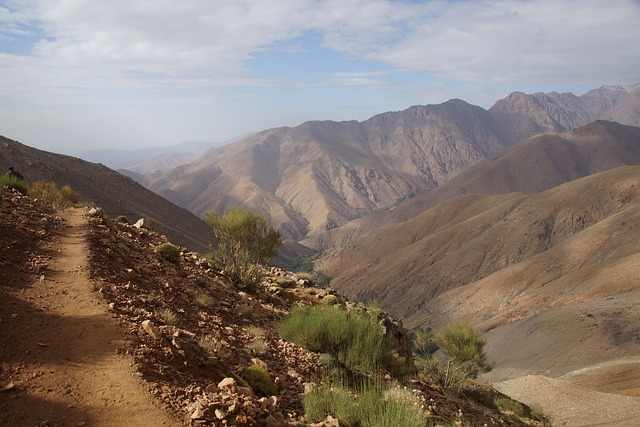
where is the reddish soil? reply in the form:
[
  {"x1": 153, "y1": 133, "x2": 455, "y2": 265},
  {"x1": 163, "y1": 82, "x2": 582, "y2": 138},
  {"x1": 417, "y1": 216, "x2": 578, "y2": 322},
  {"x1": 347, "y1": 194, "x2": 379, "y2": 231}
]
[{"x1": 0, "y1": 204, "x2": 179, "y2": 426}]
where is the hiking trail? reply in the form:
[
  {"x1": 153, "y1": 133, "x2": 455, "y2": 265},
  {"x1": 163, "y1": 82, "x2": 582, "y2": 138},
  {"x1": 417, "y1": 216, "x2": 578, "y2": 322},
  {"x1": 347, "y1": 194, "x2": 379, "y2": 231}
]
[{"x1": 0, "y1": 208, "x2": 179, "y2": 427}]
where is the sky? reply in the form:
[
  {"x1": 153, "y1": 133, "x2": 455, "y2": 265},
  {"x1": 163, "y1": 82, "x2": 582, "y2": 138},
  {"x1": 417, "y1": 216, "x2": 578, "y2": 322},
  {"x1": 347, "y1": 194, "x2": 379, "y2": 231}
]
[{"x1": 1, "y1": 0, "x2": 639, "y2": 154}]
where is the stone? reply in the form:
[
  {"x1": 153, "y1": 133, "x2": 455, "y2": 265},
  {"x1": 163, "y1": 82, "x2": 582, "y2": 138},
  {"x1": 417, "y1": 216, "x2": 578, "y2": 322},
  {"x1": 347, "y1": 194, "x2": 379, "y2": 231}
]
[
  {"x1": 215, "y1": 409, "x2": 226, "y2": 420},
  {"x1": 205, "y1": 383, "x2": 218, "y2": 393},
  {"x1": 191, "y1": 407, "x2": 206, "y2": 420},
  {"x1": 263, "y1": 414, "x2": 282, "y2": 427},
  {"x1": 237, "y1": 386, "x2": 253, "y2": 396},
  {"x1": 141, "y1": 320, "x2": 162, "y2": 340},
  {"x1": 218, "y1": 377, "x2": 237, "y2": 393},
  {"x1": 251, "y1": 357, "x2": 268, "y2": 370},
  {"x1": 303, "y1": 382, "x2": 316, "y2": 394},
  {"x1": 133, "y1": 217, "x2": 156, "y2": 230}
]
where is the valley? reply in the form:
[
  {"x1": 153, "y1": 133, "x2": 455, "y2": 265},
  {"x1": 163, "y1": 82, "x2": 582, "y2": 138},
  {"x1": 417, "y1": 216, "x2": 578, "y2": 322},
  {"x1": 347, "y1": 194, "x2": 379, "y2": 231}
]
[{"x1": 3, "y1": 82, "x2": 640, "y2": 424}]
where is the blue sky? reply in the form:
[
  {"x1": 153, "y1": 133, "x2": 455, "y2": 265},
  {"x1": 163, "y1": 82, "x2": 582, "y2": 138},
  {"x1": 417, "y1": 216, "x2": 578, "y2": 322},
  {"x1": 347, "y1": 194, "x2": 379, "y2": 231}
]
[{"x1": 1, "y1": 0, "x2": 639, "y2": 154}]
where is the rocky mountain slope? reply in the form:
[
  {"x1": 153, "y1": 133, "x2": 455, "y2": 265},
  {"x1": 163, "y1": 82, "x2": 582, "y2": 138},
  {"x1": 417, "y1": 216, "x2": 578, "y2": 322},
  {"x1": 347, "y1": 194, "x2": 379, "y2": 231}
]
[
  {"x1": 0, "y1": 188, "x2": 537, "y2": 426},
  {"x1": 0, "y1": 136, "x2": 213, "y2": 253},
  {"x1": 307, "y1": 120, "x2": 640, "y2": 250},
  {"x1": 490, "y1": 83, "x2": 640, "y2": 144},
  {"x1": 146, "y1": 99, "x2": 512, "y2": 241},
  {"x1": 316, "y1": 162, "x2": 640, "y2": 384},
  {"x1": 142, "y1": 84, "x2": 640, "y2": 246}
]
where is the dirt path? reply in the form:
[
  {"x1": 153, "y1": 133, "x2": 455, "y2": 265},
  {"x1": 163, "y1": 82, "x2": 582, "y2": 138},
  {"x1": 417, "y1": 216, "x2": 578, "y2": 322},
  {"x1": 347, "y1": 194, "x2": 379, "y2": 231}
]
[{"x1": 0, "y1": 208, "x2": 179, "y2": 427}]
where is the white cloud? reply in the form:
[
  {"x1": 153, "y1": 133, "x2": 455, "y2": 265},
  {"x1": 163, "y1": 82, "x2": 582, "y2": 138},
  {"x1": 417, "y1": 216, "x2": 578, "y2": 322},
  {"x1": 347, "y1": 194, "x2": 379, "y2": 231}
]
[{"x1": 1, "y1": 0, "x2": 639, "y2": 150}]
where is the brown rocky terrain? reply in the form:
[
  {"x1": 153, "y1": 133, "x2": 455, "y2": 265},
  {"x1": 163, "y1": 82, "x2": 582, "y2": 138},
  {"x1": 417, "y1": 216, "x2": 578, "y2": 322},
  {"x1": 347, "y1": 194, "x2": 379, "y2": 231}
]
[
  {"x1": 0, "y1": 187, "x2": 534, "y2": 426},
  {"x1": 490, "y1": 84, "x2": 640, "y2": 144},
  {"x1": 0, "y1": 136, "x2": 213, "y2": 253}
]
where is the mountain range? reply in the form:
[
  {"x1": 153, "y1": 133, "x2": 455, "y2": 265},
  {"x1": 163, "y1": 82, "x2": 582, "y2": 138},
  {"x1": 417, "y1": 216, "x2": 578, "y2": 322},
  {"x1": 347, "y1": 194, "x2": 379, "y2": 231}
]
[
  {"x1": 140, "y1": 84, "x2": 640, "y2": 247},
  {"x1": 3, "y1": 83, "x2": 640, "y2": 398}
]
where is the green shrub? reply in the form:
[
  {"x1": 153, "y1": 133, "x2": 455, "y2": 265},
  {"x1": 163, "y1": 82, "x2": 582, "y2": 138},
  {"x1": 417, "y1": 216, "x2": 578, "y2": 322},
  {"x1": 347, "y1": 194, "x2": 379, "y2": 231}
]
[
  {"x1": 409, "y1": 327, "x2": 438, "y2": 358},
  {"x1": 244, "y1": 364, "x2": 277, "y2": 397},
  {"x1": 278, "y1": 305, "x2": 408, "y2": 377},
  {"x1": 0, "y1": 175, "x2": 29, "y2": 195},
  {"x1": 154, "y1": 242, "x2": 181, "y2": 265},
  {"x1": 323, "y1": 294, "x2": 339, "y2": 306},
  {"x1": 435, "y1": 322, "x2": 490, "y2": 378},
  {"x1": 156, "y1": 308, "x2": 179, "y2": 326},
  {"x1": 304, "y1": 380, "x2": 424, "y2": 427},
  {"x1": 494, "y1": 397, "x2": 526, "y2": 417},
  {"x1": 204, "y1": 207, "x2": 281, "y2": 291}
]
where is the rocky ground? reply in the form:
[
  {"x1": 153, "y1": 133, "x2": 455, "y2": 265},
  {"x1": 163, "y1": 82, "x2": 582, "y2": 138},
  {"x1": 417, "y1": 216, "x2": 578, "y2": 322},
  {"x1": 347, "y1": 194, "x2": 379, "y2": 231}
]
[{"x1": 1, "y1": 187, "x2": 538, "y2": 426}]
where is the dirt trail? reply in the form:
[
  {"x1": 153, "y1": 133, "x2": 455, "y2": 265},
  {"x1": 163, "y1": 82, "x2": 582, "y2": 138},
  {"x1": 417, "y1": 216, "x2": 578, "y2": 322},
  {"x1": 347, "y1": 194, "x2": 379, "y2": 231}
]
[{"x1": 1, "y1": 208, "x2": 179, "y2": 427}]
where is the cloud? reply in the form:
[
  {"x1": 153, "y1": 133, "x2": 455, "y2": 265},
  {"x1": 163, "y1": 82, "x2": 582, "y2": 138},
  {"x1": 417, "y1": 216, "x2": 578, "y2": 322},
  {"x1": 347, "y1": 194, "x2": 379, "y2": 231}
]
[
  {"x1": 2, "y1": 0, "x2": 639, "y2": 95},
  {"x1": 1, "y1": 0, "x2": 639, "y2": 150}
]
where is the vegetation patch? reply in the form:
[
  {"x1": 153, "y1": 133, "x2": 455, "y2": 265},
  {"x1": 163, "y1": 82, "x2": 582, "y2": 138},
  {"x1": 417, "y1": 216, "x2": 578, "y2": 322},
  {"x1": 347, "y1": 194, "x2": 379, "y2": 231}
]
[
  {"x1": 0, "y1": 175, "x2": 29, "y2": 195},
  {"x1": 29, "y1": 181, "x2": 80, "y2": 209},
  {"x1": 205, "y1": 207, "x2": 281, "y2": 292},
  {"x1": 156, "y1": 308, "x2": 179, "y2": 326},
  {"x1": 154, "y1": 242, "x2": 181, "y2": 266},
  {"x1": 304, "y1": 380, "x2": 425, "y2": 427},
  {"x1": 278, "y1": 305, "x2": 409, "y2": 377},
  {"x1": 244, "y1": 364, "x2": 277, "y2": 397}
]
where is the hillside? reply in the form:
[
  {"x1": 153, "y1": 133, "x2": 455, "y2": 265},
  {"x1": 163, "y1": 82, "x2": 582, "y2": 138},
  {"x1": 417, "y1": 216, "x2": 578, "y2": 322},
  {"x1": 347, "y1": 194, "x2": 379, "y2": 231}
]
[
  {"x1": 0, "y1": 188, "x2": 538, "y2": 426},
  {"x1": 140, "y1": 84, "x2": 640, "y2": 247},
  {"x1": 317, "y1": 164, "x2": 640, "y2": 376},
  {"x1": 0, "y1": 136, "x2": 213, "y2": 253},
  {"x1": 146, "y1": 99, "x2": 512, "y2": 241},
  {"x1": 490, "y1": 83, "x2": 640, "y2": 144},
  {"x1": 306, "y1": 120, "x2": 640, "y2": 250}
]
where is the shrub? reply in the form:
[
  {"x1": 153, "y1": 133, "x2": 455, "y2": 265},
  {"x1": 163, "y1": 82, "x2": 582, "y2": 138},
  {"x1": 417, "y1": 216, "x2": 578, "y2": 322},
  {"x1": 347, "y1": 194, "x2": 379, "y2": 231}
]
[
  {"x1": 154, "y1": 242, "x2": 181, "y2": 266},
  {"x1": 156, "y1": 308, "x2": 179, "y2": 326},
  {"x1": 29, "y1": 181, "x2": 80, "y2": 209},
  {"x1": 278, "y1": 305, "x2": 408, "y2": 377},
  {"x1": 304, "y1": 380, "x2": 424, "y2": 427},
  {"x1": 494, "y1": 397, "x2": 526, "y2": 417},
  {"x1": 195, "y1": 291, "x2": 214, "y2": 308},
  {"x1": 409, "y1": 326, "x2": 438, "y2": 358},
  {"x1": 243, "y1": 364, "x2": 277, "y2": 397},
  {"x1": 198, "y1": 335, "x2": 222, "y2": 355},
  {"x1": 435, "y1": 322, "x2": 490, "y2": 378},
  {"x1": 0, "y1": 175, "x2": 29, "y2": 195},
  {"x1": 247, "y1": 338, "x2": 269, "y2": 354},
  {"x1": 204, "y1": 207, "x2": 281, "y2": 292},
  {"x1": 323, "y1": 294, "x2": 340, "y2": 306}
]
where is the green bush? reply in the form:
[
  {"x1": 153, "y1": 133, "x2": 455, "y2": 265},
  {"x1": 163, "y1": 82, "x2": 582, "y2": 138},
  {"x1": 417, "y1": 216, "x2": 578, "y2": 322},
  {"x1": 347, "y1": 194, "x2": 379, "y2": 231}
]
[
  {"x1": 154, "y1": 242, "x2": 181, "y2": 266},
  {"x1": 204, "y1": 207, "x2": 281, "y2": 291},
  {"x1": 494, "y1": 397, "x2": 526, "y2": 417},
  {"x1": 0, "y1": 175, "x2": 29, "y2": 195},
  {"x1": 304, "y1": 380, "x2": 424, "y2": 427},
  {"x1": 435, "y1": 322, "x2": 490, "y2": 378},
  {"x1": 243, "y1": 364, "x2": 277, "y2": 397},
  {"x1": 278, "y1": 305, "x2": 408, "y2": 377},
  {"x1": 409, "y1": 327, "x2": 438, "y2": 358}
]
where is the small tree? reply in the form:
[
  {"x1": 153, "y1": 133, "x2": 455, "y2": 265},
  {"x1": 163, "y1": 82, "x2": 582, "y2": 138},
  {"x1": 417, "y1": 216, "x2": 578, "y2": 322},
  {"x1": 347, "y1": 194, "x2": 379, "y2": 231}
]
[
  {"x1": 434, "y1": 322, "x2": 490, "y2": 388},
  {"x1": 204, "y1": 207, "x2": 281, "y2": 291}
]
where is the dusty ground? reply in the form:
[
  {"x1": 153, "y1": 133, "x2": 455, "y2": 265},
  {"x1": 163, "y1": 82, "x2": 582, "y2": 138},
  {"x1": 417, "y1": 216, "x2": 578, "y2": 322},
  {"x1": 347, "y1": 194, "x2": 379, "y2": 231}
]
[
  {"x1": 494, "y1": 373, "x2": 640, "y2": 427},
  {"x1": 0, "y1": 207, "x2": 179, "y2": 426}
]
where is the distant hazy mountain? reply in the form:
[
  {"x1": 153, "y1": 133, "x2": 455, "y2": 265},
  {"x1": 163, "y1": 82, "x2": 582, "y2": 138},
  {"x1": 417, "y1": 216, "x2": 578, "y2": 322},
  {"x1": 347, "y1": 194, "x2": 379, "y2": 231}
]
[
  {"x1": 80, "y1": 140, "x2": 226, "y2": 172},
  {"x1": 490, "y1": 83, "x2": 640, "y2": 144},
  {"x1": 0, "y1": 136, "x2": 214, "y2": 253}
]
